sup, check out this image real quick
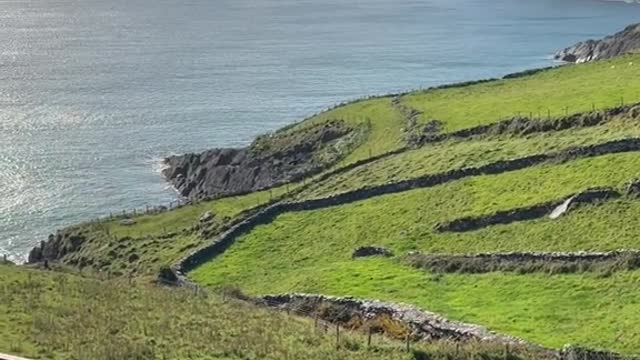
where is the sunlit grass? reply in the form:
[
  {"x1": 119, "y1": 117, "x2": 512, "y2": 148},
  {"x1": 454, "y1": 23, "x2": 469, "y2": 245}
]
[{"x1": 0, "y1": 264, "x2": 542, "y2": 360}]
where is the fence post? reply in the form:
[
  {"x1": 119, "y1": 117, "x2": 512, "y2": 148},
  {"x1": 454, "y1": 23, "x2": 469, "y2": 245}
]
[
  {"x1": 336, "y1": 324, "x2": 340, "y2": 350},
  {"x1": 405, "y1": 333, "x2": 410, "y2": 352},
  {"x1": 504, "y1": 343, "x2": 510, "y2": 360},
  {"x1": 367, "y1": 325, "x2": 372, "y2": 348},
  {"x1": 314, "y1": 313, "x2": 319, "y2": 329}
]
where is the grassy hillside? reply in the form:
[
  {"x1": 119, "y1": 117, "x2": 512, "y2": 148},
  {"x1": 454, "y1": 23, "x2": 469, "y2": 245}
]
[
  {"x1": 403, "y1": 55, "x2": 640, "y2": 131},
  {"x1": 4, "y1": 264, "x2": 541, "y2": 360},
  {"x1": 26, "y1": 53, "x2": 640, "y2": 356}
]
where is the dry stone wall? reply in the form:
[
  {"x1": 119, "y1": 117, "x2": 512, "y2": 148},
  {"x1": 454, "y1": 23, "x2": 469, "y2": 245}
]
[
  {"x1": 435, "y1": 188, "x2": 620, "y2": 233},
  {"x1": 406, "y1": 250, "x2": 640, "y2": 274}
]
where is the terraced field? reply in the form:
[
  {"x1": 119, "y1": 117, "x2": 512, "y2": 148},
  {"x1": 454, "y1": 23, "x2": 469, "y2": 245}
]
[{"x1": 26, "y1": 53, "x2": 640, "y2": 356}]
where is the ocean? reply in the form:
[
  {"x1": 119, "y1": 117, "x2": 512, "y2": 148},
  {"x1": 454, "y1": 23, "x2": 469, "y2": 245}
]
[{"x1": 1, "y1": 0, "x2": 639, "y2": 262}]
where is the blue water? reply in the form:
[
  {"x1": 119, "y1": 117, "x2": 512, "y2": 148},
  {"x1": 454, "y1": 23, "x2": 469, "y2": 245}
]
[{"x1": 1, "y1": 0, "x2": 639, "y2": 262}]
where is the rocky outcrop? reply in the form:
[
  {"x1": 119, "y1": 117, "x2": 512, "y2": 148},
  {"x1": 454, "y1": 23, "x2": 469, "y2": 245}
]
[
  {"x1": 28, "y1": 232, "x2": 86, "y2": 264},
  {"x1": 352, "y1": 246, "x2": 393, "y2": 259},
  {"x1": 555, "y1": 23, "x2": 640, "y2": 63},
  {"x1": 163, "y1": 120, "x2": 358, "y2": 199},
  {"x1": 406, "y1": 250, "x2": 640, "y2": 274}
]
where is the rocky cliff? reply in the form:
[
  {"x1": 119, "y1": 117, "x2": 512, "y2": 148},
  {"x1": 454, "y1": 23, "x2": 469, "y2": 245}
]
[
  {"x1": 162, "y1": 119, "x2": 359, "y2": 199},
  {"x1": 555, "y1": 23, "x2": 640, "y2": 63}
]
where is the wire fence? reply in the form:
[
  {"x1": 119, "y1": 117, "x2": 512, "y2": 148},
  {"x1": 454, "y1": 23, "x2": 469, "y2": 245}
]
[{"x1": 153, "y1": 277, "x2": 421, "y2": 353}]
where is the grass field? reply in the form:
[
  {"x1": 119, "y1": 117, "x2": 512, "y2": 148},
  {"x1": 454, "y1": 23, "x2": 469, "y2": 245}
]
[
  {"x1": 297, "y1": 116, "x2": 640, "y2": 199},
  {"x1": 290, "y1": 98, "x2": 407, "y2": 164},
  {"x1": 403, "y1": 55, "x2": 640, "y2": 131},
  {"x1": 192, "y1": 256, "x2": 640, "y2": 354},
  {"x1": 0, "y1": 264, "x2": 543, "y2": 360}
]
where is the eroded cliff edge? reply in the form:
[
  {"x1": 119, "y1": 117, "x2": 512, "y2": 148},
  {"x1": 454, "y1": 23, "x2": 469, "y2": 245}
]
[
  {"x1": 162, "y1": 119, "x2": 362, "y2": 199},
  {"x1": 555, "y1": 23, "x2": 640, "y2": 63}
]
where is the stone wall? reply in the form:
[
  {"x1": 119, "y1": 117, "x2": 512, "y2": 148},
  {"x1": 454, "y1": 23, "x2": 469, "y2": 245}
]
[
  {"x1": 406, "y1": 250, "x2": 640, "y2": 274},
  {"x1": 411, "y1": 103, "x2": 640, "y2": 146},
  {"x1": 435, "y1": 188, "x2": 621, "y2": 233},
  {"x1": 259, "y1": 293, "x2": 539, "y2": 347}
]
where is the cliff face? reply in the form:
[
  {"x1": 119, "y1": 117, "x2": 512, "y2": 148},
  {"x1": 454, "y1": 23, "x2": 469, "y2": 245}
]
[
  {"x1": 555, "y1": 23, "x2": 640, "y2": 63},
  {"x1": 163, "y1": 119, "x2": 359, "y2": 199}
]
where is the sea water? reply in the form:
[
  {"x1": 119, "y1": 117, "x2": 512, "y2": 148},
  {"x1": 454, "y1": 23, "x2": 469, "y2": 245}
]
[{"x1": 1, "y1": 0, "x2": 639, "y2": 262}]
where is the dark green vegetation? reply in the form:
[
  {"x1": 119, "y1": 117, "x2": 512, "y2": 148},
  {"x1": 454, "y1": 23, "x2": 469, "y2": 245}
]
[
  {"x1": 1, "y1": 265, "x2": 548, "y2": 360},
  {"x1": 20, "y1": 54, "x2": 640, "y2": 356}
]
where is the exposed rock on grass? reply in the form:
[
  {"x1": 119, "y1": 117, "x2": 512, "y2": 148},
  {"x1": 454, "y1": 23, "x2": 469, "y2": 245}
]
[{"x1": 352, "y1": 246, "x2": 393, "y2": 259}]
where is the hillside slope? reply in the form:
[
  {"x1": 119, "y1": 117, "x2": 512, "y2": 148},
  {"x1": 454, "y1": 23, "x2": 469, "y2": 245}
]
[
  {"x1": 27, "y1": 54, "x2": 640, "y2": 355},
  {"x1": 4, "y1": 264, "x2": 541, "y2": 360}
]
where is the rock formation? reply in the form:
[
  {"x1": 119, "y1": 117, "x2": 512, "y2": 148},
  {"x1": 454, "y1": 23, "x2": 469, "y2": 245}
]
[
  {"x1": 555, "y1": 23, "x2": 640, "y2": 63},
  {"x1": 162, "y1": 120, "x2": 358, "y2": 199},
  {"x1": 351, "y1": 246, "x2": 393, "y2": 259},
  {"x1": 28, "y1": 232, "x2": 86, "y2": 264}
]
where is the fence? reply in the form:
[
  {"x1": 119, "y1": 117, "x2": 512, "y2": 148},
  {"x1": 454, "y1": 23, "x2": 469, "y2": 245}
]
[{"x1": 153, "y1": 277, "x2": 423, "y2": 353}]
